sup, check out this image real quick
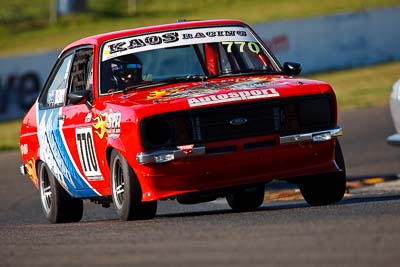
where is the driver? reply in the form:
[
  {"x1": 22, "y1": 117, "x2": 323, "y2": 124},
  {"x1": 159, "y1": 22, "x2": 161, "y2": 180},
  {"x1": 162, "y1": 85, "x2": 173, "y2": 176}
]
[{"x1": 111, "y1": 54, "x2": 143, "y2": 89}]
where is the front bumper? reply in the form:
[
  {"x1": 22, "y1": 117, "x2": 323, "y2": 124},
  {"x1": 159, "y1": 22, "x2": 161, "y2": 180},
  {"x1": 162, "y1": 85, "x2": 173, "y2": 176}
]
[
  {"x1": 387, "y1": 133, "x2": 400, "y2": 146},
  {"x1": 136, "y1": 126, "x2": 343, "y2": 164},
  {"x1": 137, "y1": 146, "x2": 206, "y2": 164},
  {"x1": 19, "y1": 164, "x2": 27, "y2": 176},
  {"x1": 279, "y1": 126, "x2": 343, "y2": 144}
]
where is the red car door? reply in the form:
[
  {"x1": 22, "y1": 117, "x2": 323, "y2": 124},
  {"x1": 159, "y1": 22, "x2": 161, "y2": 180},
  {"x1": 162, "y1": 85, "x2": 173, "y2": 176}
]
[{"x1": 60, "y1": 47, "x2": 110, "y2": 197}]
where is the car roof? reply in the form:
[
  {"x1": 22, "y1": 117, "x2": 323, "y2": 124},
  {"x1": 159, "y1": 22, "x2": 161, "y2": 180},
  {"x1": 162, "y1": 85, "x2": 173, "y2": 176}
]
[{"x1": 61, "y1": 19, "x2": 248, "y2": 55}]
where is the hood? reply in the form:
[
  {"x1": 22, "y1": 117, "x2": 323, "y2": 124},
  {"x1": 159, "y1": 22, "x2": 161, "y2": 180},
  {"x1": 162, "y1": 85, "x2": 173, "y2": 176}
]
[{"x1": 117, "y1": 75, "x2": 327, "y2": 108}]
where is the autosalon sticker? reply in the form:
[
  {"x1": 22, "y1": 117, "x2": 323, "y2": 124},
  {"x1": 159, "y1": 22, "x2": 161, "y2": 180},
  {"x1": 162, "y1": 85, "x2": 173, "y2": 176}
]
[
  {"x1": 187, "y1": 88, "x2": 280, "y2": 107},
  {"x1": 102, "y1": 26, "x2": 257, "y2": 61}
]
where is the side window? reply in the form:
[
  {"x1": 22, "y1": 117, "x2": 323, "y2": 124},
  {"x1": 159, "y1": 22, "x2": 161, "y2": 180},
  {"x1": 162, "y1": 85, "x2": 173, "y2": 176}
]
[
  {"x1": 39, "y1": 54, "x2": 73, "y2": 108},
  {"x1": 69, "y1": 49, "x2": 93, "y2": 94}
]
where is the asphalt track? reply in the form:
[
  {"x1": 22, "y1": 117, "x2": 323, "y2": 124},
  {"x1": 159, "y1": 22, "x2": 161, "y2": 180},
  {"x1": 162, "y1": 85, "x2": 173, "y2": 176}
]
[{"x1": 1, "y1": 105, "x2": 400, "y2": 267}]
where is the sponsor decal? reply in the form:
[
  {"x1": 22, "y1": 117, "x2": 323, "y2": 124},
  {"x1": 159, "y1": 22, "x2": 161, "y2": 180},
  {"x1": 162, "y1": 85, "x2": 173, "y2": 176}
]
[
  {"x1": 38, "y1": 110, "x2": 76, "y2": 189},
  {"x1": 93, "y1": 113, "x2": 108, "y2": 139},
  {"x1": 36, "y1": 107, "x2": 100, "y2": 197},
  {"x1": 228, "y1": 81, "x2": 280, "y2": 90},
  {"x1": 25, "y1": 157, "x2": 38, "y2": 187},
  {"x1": 20, "y1": 144, "x2": 28, "y2": 155},
  {"x1": 146, "y1": 78, "x2": 281, "y2": 104},
  {"x1": 102, "y1": 26, "x2": 256, "y2": 61},
  {"x1": 177, "y1": 144, "x2": 194, "y2": 155},
  {"x1": 187, "y1": 88, "x2": 280, "y2": 107},
  {"x1": 107, "y1": 110, "x2": 122, "y2": 139},
  {"x1": 93, "y1": 109, "x2": 122, "y2": 140},
  {"x1": 76, "y1": 127, "x2": 103, "y2": 181},
  {"x1": 147, "y1": 86, "x2": 187, "y2": 100},
  {"x1": 47, "y1": 89, "x2": 65, "y2": 106},
  {"x1": 84, "y1": 113, "x2": 92, "y2": 123}
]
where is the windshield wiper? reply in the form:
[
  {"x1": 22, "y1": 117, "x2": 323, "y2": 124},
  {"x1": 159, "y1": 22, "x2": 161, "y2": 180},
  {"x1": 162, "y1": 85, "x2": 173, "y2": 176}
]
[
  {"x1": 158, "y1": 74, "x2": 209, "y2": 83},
  {"x1": 123, "y1": 75, "x2": 208, "y2": 93},
  {"x1": 217, "y1": 68, "x2": 275, "y2": 77}
]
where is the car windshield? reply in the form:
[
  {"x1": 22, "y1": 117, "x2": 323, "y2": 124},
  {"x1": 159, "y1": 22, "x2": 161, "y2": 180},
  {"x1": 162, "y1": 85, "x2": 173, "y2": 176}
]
[{"x1": 100, "y1": 25, "x2": 280, "y2": 94}]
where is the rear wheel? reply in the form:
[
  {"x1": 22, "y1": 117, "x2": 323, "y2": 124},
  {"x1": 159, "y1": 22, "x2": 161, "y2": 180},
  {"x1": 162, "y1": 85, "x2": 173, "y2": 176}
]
[
  {"x1": 226, "y1": 184, "x2": 265, "y2": 212},
  {"x1": 38, "y1": 161, "x2": 83, "y2": 223},
  {"x1": 110, "y1": 150, "x2": 157, "y2": 221},
  {"x1": 298, "y1": 140, "x2": 346, "y2": 206}
]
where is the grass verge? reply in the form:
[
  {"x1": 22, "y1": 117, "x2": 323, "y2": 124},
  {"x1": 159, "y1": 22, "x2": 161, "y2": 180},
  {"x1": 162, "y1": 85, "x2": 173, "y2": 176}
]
[
  {"x1": 308, "y1": 61, "x2": 400, "y2": 110},
  {"x1": 0, "y1": 120, "x2": 21, "y2": 151}
]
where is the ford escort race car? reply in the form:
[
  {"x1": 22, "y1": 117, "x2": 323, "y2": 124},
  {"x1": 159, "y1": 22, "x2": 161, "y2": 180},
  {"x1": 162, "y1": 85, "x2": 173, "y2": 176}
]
[{"x1": 19, "y1": 19, "x2": 346, "y2": 223}]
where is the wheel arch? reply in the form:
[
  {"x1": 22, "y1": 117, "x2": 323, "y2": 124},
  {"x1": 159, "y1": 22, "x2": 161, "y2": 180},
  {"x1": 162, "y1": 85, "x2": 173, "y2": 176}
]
[
  {"x1": 106, "y1": 138, "x2": 127, "y2": 164},
  {"x1": 109, "y1": 148, "x2": 157, "y2": 220},
  {"x1": 106, "y1": 145, "x2": 145, "y2": 200}
]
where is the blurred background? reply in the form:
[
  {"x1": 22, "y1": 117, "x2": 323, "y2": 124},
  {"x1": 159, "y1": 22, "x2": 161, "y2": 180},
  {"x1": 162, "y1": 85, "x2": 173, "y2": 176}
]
[
  {"x1": 0, "y1": 0, "x2": 400, "y2": 150},
  {"x1": 1, "y1": 0, "x2": 400, "y2": 55}
]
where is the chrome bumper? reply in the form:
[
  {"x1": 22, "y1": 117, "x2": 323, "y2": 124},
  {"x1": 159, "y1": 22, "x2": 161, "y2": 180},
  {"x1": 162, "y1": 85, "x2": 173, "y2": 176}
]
[
  {"x1": 280, "y1": 126, "x2": 343, "y2": 144},
  {"x1": 137, "y1": 126, "x2": 343, "y2": 164},
  {"x1": 387, "y1": 133, "x2": 400, "y2": 146},
  {"x1": 137, "y1": 146, "x2": 206, "y2": 164},
  {"x1": 19, "y1": 164, "x2": 27, "y2": 176}
]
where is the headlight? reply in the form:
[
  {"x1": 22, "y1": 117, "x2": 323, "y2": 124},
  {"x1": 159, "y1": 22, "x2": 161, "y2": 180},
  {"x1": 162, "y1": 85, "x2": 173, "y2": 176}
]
[
  {"x1": 140, "y1": 115, "x2": 196, "y2": 150},
  {"x1": 142, "y1": 118, "x2": 172, "y2": 148},
  {"x1": 298, "y1": 97, "x2": 332, "y2": 127}
]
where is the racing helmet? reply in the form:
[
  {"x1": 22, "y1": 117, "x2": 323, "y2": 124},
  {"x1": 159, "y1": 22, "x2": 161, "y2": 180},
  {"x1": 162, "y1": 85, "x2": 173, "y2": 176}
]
[{"x1": 111, "y1": 54, "x2": 143, "y2": 88}]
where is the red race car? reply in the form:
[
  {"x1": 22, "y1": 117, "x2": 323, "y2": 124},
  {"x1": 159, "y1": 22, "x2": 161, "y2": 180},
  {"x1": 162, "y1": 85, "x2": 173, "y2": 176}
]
[{"x1": 19, "y1": 19, "x2": 346, "y2": 223}]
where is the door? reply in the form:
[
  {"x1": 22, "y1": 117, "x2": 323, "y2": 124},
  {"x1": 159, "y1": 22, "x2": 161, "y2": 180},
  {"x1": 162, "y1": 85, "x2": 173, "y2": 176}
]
[
  {"x1": 61, "y1": 47, "x2": 110, "y2": 197},
  {"x1": 37, "y1": 48, "x2": 102, "y2": 198}
]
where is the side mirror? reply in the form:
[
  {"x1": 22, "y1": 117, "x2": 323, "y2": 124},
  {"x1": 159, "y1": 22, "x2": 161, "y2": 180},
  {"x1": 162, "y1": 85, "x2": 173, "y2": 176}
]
[
  {"x1": 68, "y1": 90, "x2": 91, "y2": 107},
  {"x1": 283, "y1": 62, "x2": 302, "y2": 76}
]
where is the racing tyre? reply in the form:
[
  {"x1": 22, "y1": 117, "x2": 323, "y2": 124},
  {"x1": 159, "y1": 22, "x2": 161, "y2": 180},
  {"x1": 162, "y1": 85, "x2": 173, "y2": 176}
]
[
  {"x1": 298, "y1": 140, "x2": 346, "y2": 206},
  {"x1": 38, "y1": 161, "x2": 83, "y2": 223},
  {"x1": 226, "y1": 184, "x2": 265, "y2": 212},
  {"x1": 110, "y1": 150, "x2": 157, "y2": 221}
]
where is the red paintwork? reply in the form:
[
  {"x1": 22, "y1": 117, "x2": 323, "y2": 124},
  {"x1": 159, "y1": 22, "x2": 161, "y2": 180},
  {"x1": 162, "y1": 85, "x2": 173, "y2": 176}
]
[{"x1": 20, "y1": 20, "x2": 341, "y2": 201}]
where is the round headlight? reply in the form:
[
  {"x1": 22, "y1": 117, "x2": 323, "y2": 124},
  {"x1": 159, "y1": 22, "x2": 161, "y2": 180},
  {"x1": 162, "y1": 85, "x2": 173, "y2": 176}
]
[{"x1": 143, "y1": 118, "x2": 171, "y2": 147}]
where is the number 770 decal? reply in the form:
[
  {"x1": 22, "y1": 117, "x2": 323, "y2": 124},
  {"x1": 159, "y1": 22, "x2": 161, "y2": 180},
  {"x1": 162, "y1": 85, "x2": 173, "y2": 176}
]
[
  {"x1": 222, "y1": 41, "x2": 260, "y2": 53},
  {"x1": 75, "y1": 127, "x2": 103, "y2": 181}
]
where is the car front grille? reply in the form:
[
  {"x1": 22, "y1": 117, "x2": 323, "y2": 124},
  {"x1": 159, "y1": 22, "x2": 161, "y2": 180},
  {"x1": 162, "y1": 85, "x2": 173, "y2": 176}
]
[{"x1": 141, "y1": 94, "x2": 335, "y2": 150}]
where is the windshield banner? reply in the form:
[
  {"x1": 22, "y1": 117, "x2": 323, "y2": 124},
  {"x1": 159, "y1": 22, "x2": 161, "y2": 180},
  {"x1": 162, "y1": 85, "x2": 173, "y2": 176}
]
[{"x1": 102, "y1": 26, "x2": 257, "y2": 61}]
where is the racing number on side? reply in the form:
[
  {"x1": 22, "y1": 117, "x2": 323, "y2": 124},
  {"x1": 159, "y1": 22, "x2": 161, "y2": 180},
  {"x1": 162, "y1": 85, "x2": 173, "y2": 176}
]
[
  {"x1": 75, "y1": 127, "x2": 102, "y2": 180},
  {"x1": 77, "y1": 132, "x2": 97, "y2": 172}
]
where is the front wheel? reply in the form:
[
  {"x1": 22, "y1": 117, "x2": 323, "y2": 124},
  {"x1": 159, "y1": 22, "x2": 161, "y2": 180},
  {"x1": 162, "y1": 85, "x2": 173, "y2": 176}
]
[
  {"x1": 298, "y1": 140, "x2": 346, "y2": 206},
  {"x1": 38, "y1": 161, "x2": 83, "y2": 223},
  {"x1": 110, "y1": 150, "x2": 157, "y2": 221},
  {"x1": 226, "y1": 184, "x2": 265, "y2": 212}
]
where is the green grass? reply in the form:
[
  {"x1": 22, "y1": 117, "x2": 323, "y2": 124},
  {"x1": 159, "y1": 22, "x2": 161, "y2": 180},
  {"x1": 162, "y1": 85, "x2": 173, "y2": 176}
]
[
  {"x1": 308, "y1": 61, "x2": 400, "y2": 110},
  {"x1": 1, "y1": 61, "x2": 399, "y2": 151},
  {"x1": 1, "y1": 0, "x2": 400, "y2": 56},
  {"x1": 0, "y1": 120, "x2": 21, "y2": 151}
]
